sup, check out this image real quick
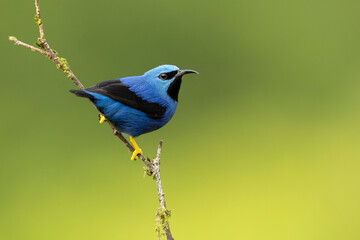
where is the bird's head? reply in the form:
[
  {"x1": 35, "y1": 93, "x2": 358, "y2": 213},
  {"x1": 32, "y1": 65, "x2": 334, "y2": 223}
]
[{"x1": 143, "y1": 65, "x2": 198, "y2": 101}]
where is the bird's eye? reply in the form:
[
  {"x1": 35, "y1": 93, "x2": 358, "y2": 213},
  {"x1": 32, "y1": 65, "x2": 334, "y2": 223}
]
[
  {"x1": 159, "y1": 71, "x2": 179, "y2": 80},
  {"x1": 159, "y1": 73, "x2": 168, "y2": 80}
]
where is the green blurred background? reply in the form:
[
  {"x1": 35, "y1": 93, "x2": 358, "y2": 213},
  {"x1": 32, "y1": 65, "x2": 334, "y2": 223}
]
[{"x1": 1, "y1": 0, "x2": 360, "y2": 239}]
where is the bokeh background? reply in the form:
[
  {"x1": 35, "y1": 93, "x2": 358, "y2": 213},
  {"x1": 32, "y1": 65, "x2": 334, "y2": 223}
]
[{"x1": 1, "y1": 0, "x2": 360, "y2": 239}]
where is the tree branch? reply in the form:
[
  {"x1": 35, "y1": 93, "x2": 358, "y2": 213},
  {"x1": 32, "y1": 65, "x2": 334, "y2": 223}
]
[{"x1": 9, "y1": 0, "x2": 173, "y2": 239}]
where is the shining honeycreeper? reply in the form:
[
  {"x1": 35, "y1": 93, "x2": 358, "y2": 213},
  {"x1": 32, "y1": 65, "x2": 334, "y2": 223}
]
[{"x1": 70, "y1": 65, "x2": 198, "y2": 160}]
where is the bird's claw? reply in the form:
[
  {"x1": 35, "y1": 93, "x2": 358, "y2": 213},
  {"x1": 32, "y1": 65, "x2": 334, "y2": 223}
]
[
  {"x1": 131, "y1": 148, "x2": 143, "y2": 161},
  {"x1": 129, "y1": 136, "x2": 142, "y2": 160},
  {"x1": 99, "y1": 114, "x2": 107, "y2": 124}
]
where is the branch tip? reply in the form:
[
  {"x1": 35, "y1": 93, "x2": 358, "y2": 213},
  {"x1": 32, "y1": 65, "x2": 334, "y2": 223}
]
[{"x1": 9, "y1": 36, "x2": 17, "y2": 42}]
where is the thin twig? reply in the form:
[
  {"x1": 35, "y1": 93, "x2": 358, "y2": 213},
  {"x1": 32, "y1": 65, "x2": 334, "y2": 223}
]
[
  {"x1": 154, "y1": 141, "x2": 166, "y2": 209},
  {"x1": 9, "y1": 36, "x2": 47, "y2": 55},
  {"x1": 154, "y1": 141, "x2": 173, "y2": 240},
  {"x1": 35, "y1": 0, "x2": 45, "y2": 42},
  {"x1": 9, "y1": 0, "x2": 173, "y2": 239}
]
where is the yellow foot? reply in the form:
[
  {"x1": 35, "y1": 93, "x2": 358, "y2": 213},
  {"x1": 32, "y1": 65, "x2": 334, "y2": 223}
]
[
  {"x1": 99, "y1": 114, "x2": 107, "y2": 124},
  {"x1": 131, "y1": 148, "x2": 143, "y2": 161},
  {"x1": 130, "y1": 136, "x2": 143, "y2": 160}
]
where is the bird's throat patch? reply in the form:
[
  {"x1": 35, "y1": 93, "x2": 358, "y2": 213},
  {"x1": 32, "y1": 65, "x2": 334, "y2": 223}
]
[{"x1": 167, "y1": 78, "x2": 182, "y2": 102}]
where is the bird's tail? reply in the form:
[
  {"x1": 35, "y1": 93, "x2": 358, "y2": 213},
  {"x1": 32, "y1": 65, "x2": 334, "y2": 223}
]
[{"x1": 69, "y1": 90, "x2": 95, "y2": 101}]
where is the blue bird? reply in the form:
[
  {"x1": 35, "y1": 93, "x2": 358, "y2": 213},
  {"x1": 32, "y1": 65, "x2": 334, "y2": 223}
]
[{"x1": 70, "y1": 65, "x2": 198, "y2": 160}]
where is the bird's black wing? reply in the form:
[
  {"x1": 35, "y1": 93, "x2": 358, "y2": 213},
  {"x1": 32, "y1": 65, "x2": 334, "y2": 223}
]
[{"x1": 86, "y1": 80, "x2": 166, "y2": 119}]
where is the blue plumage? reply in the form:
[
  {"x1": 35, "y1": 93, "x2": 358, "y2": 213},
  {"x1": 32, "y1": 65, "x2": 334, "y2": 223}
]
[{"x1": 70, "y1": 65, "x2": 198, "y2": 138}]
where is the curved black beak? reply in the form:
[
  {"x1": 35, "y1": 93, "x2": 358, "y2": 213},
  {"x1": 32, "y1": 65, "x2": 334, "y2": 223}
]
[{"x1": 175, "y1": 69, "x2": 199, "y2": 78}]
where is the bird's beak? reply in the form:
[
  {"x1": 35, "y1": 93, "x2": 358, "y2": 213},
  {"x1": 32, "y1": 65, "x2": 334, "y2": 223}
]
[{"x1": 175, "y1": 69, "x2": 199, "y2": 78}]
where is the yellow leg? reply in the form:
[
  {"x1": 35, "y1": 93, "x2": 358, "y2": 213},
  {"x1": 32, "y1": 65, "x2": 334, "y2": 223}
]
[
  {"x1": 130, "y1": 136, "x2": 143, "y2": 160},
  {"x1": 99, "y1": 114, "x2": 107, "y2": 124}
]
